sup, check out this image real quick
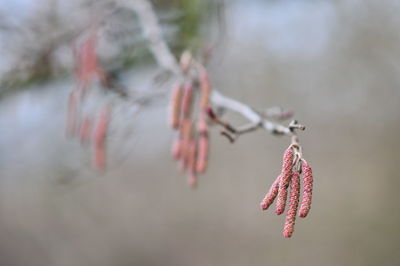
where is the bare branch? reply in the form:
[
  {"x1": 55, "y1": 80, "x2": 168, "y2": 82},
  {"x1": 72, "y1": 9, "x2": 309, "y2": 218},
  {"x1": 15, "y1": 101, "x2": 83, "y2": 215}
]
[
  {"x1": 124, "y1": 0, "x2": 181, "y2": 76},
  {"x1": 127, "y1": 0, "x2": 302, "y2": 140}
]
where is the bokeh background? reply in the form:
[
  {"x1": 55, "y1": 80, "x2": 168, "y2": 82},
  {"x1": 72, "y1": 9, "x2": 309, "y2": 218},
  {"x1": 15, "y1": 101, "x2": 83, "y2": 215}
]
[{"x1": 1, "y1": 0, "x2": 400, "y2": 265}]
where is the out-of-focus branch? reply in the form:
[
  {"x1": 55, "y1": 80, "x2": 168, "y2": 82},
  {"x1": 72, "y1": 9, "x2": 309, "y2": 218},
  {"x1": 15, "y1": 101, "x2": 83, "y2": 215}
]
[
  {"x1": 127, "y1": 0, "x2": 303, "y2": 139},
  {"x1": 123, "y1": 0, "x2": 181, "y2": 76},
  {"x1": 211, "y1": 90, "x2": 294, "y2": 136}
]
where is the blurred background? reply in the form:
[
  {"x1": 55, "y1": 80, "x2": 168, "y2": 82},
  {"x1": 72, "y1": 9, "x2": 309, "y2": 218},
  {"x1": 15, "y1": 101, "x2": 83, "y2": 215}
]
[{"x1": 1, "y1": 0, "x2": 400, "y2": 265}]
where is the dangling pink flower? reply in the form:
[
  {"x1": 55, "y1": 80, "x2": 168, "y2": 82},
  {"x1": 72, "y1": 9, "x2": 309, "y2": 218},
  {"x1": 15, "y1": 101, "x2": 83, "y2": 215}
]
[
  {"x1": 187, "y1": 140, "x2": 198, "y2": 188},
  {"x1": 66, "y1": 91, "x2": 78, "y2": 137},
  {"x1": 299, "y1": 159, "x2": 313, "y2": 218},
  {"x1": 196, "y1": 133, "x2": 209, "y2": 174},
  {"x1": 283, "y1": 171, "x2": 300, "y2": 238},
  {"x1": 276, "y1": 147, "x2": 294, "y2": 215},
  {"x1": 171, "y1": 137, "x2": 182, "y2": 160},
  {"x1": 260, "y1": 175, "x2": 280, "y2": 210},
  {"x1": 180, "y1": 82, "x2": 193, "y2": 119},
  {"x1": 168, "y1": 83, "x2": 183, "y2": 130}
]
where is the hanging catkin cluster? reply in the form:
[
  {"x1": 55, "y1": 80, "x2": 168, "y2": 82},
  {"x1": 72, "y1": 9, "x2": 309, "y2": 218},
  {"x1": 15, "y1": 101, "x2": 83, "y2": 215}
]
[
  {"x1": 168, "y1": 52, "x2": 212, "y2": 188},
  {"x1": 66, "y1": 31, "x2": 112, "y2": 171},
  {"x1": 260, "y1": 144, "x2": 314, "y2": 238}
]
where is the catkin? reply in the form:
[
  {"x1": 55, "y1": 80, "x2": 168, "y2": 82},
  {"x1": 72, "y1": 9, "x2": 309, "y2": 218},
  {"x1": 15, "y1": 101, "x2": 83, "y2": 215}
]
[
  {"x1": 168, "y1": 84, "x2": 183, "y2": 129},
  {"x1": 199, "y1": 70, "x2": 211, "y2": 109},
  {"x1": 276, "y1": 147, "x2": 294, "y2": 215},
  {"x1": 299, "y1": 159, "x2": 313, "y2": 218},
  {"x1": 171, "y1": 137, "x2": 182, "y2": 160},
  {"x1": 187, "y1": 140, "x2": 198, "y2": 188},
  {"x1": 196, "y1": 132, "x2": 209, "y2": 174},
  {"x1": 181, "y1": 83, "x2": 193, "y2": 118},
  {"x1": 283, "y1": 171, "x2": 300, "y2": 238},
  {"x1": 260, "y1": 175, "x2": 281, "y2": 210},
  {"x1": 196, "y1": 114, "x2": 209, "y2": 174},
  {"x1": 179, "y1": 118, "x2": 192, "y2": 171}
]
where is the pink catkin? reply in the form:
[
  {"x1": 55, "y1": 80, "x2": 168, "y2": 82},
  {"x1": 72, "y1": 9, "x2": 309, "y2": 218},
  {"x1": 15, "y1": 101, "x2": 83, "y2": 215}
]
[
  {"x1": 260, "y1": 175, "x2": 281, "y2": 210},
  {"x1": 179, "y1": 118, "x2": 192, "y2": 171},
  {"x1": 196, "y1": 133, "x2": 209, "y2": 174},
  {"x1": 196, "y1": 114, "x2": 209, "y2": 174},
  {"x1": 299, "y1": 159, "x2": 313, "y2": 218},
  {"x1": 197, "y1": 113, "x2": 208, "y2": 133},
  {"x1": 275, "y1": 147, "x2": 294, "y2": 215},
  {"x1": 94, "y1": 107, "x2": 110, "y2": 171},
  {"x1": 76, "y1": 34, "x2": 98, "y2": 87},
  {"x1": 199, "y1": 70, "x2": 211, "y2": 109},
  {"x1": 283, "y1": 171, "x2": 300, "y2": 238},
  {"x1": 181, "y1": 83, "x2": 193, "y2": 118},
  {"x1": 187, "y1": 140, "x2": 198, "y2": 188},
  {"x1": 168, "y1": 84, "x2": 183, "y2": 129},
  {"x1": 171, "y1": 138, "x2": 182, "y2": 160}
]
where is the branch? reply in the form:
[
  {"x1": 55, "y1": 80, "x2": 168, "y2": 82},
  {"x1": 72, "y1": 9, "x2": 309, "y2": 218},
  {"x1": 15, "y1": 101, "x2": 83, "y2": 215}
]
[
  {"x1": 124, "y1": 0, "x2": 181, "y2": 76},
  {"x1": 127, "y1": 0, "x2": 302, "y2": 139},
  {"x1": 211, "y1": 90, "x2": 293, "y2": 136}
]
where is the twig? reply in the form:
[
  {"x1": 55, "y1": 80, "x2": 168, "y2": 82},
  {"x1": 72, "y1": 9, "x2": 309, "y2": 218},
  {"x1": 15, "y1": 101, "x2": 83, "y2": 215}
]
[{"x1": 126, "y1": 0, "x2": 303, "y2": 140}]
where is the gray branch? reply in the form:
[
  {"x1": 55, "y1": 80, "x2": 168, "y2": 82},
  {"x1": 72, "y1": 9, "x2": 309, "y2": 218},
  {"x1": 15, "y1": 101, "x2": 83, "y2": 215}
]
[{"x1": 126, "y1": 0, "x2": 299, "y2": 137}]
